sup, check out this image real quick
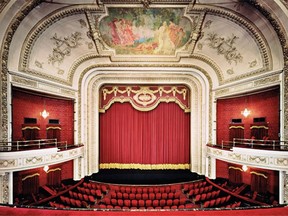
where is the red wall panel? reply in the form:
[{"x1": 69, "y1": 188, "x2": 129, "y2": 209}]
[
  {"x1": 12, "y1": 88, "x2": 74, "y2": 144},
  {"x1": 13, "y1": 160, "x2": 73, "y2": 196},
  {"x1": 216, "y1": 88, "x2": 280, "y2": 143},
  {"x1": 216, "y1": 159, "x2": 279, "y2": 195}
]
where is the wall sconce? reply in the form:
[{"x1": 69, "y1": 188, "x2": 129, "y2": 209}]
[
  {"x1": 40, "y1": 100, "x2": 49, "y2": 119},
  {"x1": 241, "y1": 108, "x2": 251, "y2": 117},
  {"x1": 242, "y1": 165, "x2": 248, "y2": 172},
  {"x1": 43, "y1": 165, "x2": 49, "y2": 172}
]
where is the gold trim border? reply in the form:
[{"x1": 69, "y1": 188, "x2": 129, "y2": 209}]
[
  {"x1": 250, "y1": 126, "x2": 269, "y2": 129},
  {"x1": 228, "y1": 166, "x2": 243, "y2": 172},
  {"x1": 46, "y1": 126, "x2": 61, "y2": 130},
  {"x1": 47, "y1": 168, "x2": 61, "y2": 173},
  {"x1": 229, "y1": 126, "x2": 244, "y2": 129},
  {"x1": 100, "y1": 163, "x2": 190, "y2": 170},
  {"x1": 22, "y1": 173, "x2": 40, "y2": 181},
  {"x1": 250, "y1": 171, "x2": 268, "y2": 179},
  {"x1": 22, "y1": 126, "x2": 40, "y2": 130}
]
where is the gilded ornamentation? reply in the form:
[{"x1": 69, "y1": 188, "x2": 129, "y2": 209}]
[
  {"x1": 47, "y1": 168, "x2": 61, "y2": 173},
  {"x1": 100, "y1": 163, "x2": 190, "y2": 170},
  {"x1": 100, "y1": 85, "x2": 190, "y2": 112},
  {"x1": 254, "y1": 75, "x2": 279, "y2": 86},
  {"x1": 250, "y1": 171, "x2": 268, "y2": 178},
  {"x1": 2, "y1": 173, "x2": 9, "y2": 204},
  {"x1": 22, "y1": 173, "x2": 40, "y2": 181},
  {"x1": 228, "y1": 153, "x2": 242, "y2": 160},
  {"x1": 12, "y1": 76, "x2": 37, "y2": 87},
  {"x1": 276, "y1": 158, "x2": 288, "y2": 166},
  {"x1": 51, "y1": 153, "x2": 64, "y2": 160},
  {"x1": 248, "y1": 156, "x2": 267, "y2": 164},
  {"x1": 228, "y1": 166, "x2": 243, "y2": 171},
  {"x1": 0, "y1": 160, "x2": 16, "y2": 168},
  {"x1": 229, "y1": 126, "x2": 244, "y2": 130},
  {"x1": 48, "y1": 32, "x2": 83, "y2": 66},
  {"x1": 205, "y1": 33, "x2": 243, "y2": 65},
  {"x1": 78, "y1": 19, "x2": 87, "y2": 28},
  {"x1": 0, "y1": 0, "x2": 9, "y2": 13},
  {"x1": 26, "y1": 157, "x2": 43, "y2": 164}
]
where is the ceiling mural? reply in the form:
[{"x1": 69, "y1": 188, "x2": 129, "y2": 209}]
[{"x1": 99, "y1": 7, "x2": 192, "y2": 55}]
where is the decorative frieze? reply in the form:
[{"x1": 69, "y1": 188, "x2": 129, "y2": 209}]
[{"x1": 207, "y1": 146, "x2": 288, "y2": 171}]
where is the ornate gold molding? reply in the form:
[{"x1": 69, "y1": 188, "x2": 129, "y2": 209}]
[
  {"x1": 250, "y1": 171, "x2": 268, "y2": 179},
  {"x1": 229, "y1": 126, "x2": 244, "y2": 129},
  {"x1": 100, "y1": 85, "x2": 190, "y2": 113},
  {"x1": 47, "y1": 168, "x2": 61, "y2": 173},
  {"x1": 22, "y1": 173, "x2": 40, "y2": 181},
  {"x1": 100, "y1": 163, "x2": 190, "y2": 170},
  {"x1": 228, "y1": 166, "x2": 243, "y2": 172},
  {"x1": 46, "y1": 126, "x2": 61, "y2": 130}
]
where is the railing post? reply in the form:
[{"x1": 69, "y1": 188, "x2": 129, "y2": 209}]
[
  {"x1": 221, "y1": 140, "x2": 223, "y2": 149},
  {"x1": 273, "y1": 140, "x2": 275, "y2": 150},
  {"x1": 65, "y1": 141, "x2": 67, "y2": 149},
  {"x1": 39, "y1": 140, "x2": 41, "y2": 148},
  {"x1": 16, "y1": 141, "x2": 19, "y2": 151},
  {"x1": 233, "y1": 138, "x2": 235, "y2": 147}
]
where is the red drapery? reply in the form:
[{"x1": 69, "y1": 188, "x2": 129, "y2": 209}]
[
  {"x1": 22, "y1": 173, "x2": 39, "y2": 195},
  {"x1": 47, "y1": 168, "x2": 62, "y2": 187},
  {"x1": 99, "y1": 102, "x2": 190, "y2": 169},
  {"x1": 251, "y1": 172, "x2": 268, "y2": 193}
]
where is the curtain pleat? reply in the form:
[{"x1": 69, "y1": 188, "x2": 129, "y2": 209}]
[{"x1": 99, "y1": 102, "x2": 190, "y2": 167}]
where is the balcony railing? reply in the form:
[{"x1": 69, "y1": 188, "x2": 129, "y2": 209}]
[
  {"x1": 208, "y1": 138, "x2": 288, "y2": 151},
  {"x1": 0, "y1": 139, "x2": 83, "y2": 152}
]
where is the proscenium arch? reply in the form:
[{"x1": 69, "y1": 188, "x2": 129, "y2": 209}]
[{"x1": 81, "y1": 69, "x2": 211, "y2": 176}]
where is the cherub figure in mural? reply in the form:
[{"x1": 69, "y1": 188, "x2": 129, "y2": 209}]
[
  {"x1": 108, "y1": 18, "x2": 135, "y2": 46},
  {"x1": 154, "y1": 21, "x2": 175, "y2": 55}
]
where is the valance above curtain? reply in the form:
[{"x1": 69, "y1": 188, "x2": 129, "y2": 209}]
[{"x1": 99, "y1": 85, "x2": 190, "y2": 113}]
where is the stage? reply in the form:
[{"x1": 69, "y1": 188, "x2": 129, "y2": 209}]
[{"x1": 90, "y1": 169, "x2": 203, "y2": 185}]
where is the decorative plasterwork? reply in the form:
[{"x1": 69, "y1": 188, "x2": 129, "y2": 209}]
[
  {"x1": 0, "y1": 0, "x2": 9, "y2": 13},
  {"x1": 10, "y1": 74, "x2": 77, "y2": 98},
  {"x1": 207, "y1": 146, "x2": 288, "y2": 171},
  {"x1": 214, "y1": 73, "x2": 281, "y2": 98},
  {"x1": 0, "y1": 147, "x2": 84, "y2": 172},
  {"x1": 99, "y1": 85, "x2": 190, "y2": 113}
]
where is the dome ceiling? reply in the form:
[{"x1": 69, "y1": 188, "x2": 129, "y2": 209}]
[{"x1": 2, "y1": 0, "x2": 285, "y2": 88}]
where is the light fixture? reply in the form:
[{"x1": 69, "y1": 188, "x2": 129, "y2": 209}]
[
  {"x1": 241, "y1": 108, "x2": 250, "y2": 117},
  {"x1": 242, "y1": 165, "x2": 248, "y2": 172},
  {"x1": 40, "y1": 100, "x2": 49, "y2": 119},
  {"x1": 43, "y1": 165, "x2": 49, "y2": 172}
]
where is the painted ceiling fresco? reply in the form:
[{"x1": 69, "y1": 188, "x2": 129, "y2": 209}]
[{"x1": 99, "y1": 7, "x2": 192, "y2": 55}]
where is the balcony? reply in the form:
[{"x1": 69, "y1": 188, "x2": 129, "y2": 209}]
[
  {"x1": 207, "y1": 139, "x2": 288, "y2": 171},
  {"x1": 0, "y1": 139, "x2": 84, "y2": 172}
]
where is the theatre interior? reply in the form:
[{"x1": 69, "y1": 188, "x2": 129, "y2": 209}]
[{"x1": 0, "y1": 0, "x2": 288, "y2": 215}]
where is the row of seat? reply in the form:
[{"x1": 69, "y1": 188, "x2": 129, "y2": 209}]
[
  {"x1": 107, "y1": 184, "x2": 182, "y2": 194},
  {"x1": 187, "y1": 185, "x2": 214, "y2": 197},
  {"x1": 100, "y1": 197, "x2": 188, "y2": 208},
  {"x1": 193, "y1": 190, "x2": 221, "y2": 202},
  {"x1": 97, "y1": 203, "x2": 197, "y2": 210},
  {"x1": 182, "y1": 181, "x2": 207, "y2": 192},
  {"x1": 83, "y1": 182, "x2": 108, "y2": 193},
  {"x1": 201, "y1": 195, "x2": 231, "y2": 208},
  {"x1": 59, "y1": 195, "x2": 90, "y2": 208},
  {"x1": 77, "y1": 186, "x2": 103, "y2": 198},
  {"x1": 109, "y1": 190, "x2": 184, "y2": 200}
]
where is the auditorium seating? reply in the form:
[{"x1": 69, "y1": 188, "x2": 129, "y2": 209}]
[{"x1": 43, "y1": 179, "x2": 258, "y2": 210}]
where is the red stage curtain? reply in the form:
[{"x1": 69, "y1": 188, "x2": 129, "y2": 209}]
[{"x1": 99, "y1": 102, "x2": 190, "y2": 167}]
